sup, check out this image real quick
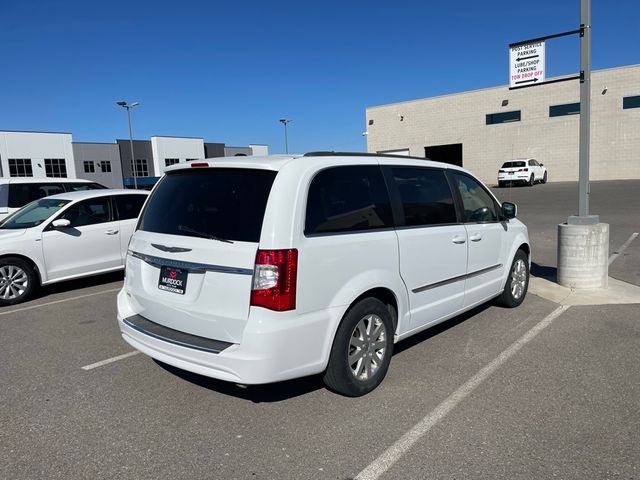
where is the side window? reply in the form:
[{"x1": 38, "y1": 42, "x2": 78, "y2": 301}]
[
  {"x1": 451, "y1": 173, "x2": 498, "y2": 223},
  {"x1": 57, "y1": 197, "x2": 113, "y2": 227},
  {"x1": 305, "y1": 166, "x2": 393, "y2": 235},
  {"x1": 115, "y1": 194, "x2": 146, "y2": 220},
  {"x1": 8, "y1": 183, "x2": 65, "y2": 208},
  {"x1": 391, "y1": 167, "x2": 456, "y2": 226}
]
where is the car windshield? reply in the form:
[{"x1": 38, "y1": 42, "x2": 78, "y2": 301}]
[
  {"x1": 0, "y1": 198, "x2": 71, "y2": 229},
  {"x1": 501, "y1": 161, "x2": 526, "y2": 168}
]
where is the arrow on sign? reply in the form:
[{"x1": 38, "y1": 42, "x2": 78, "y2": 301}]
[
  {"x1": 517, "y1": 54, "x2": 539, "y2": 62},
  {"x1": 515, "y1": 78, "x2": 539, "y2": 85}
]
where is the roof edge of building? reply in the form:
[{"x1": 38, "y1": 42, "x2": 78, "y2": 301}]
[
  {"x1": 366, "y1": 63, "x2": 640, "y2": 111},
  {"x1": 0, "y1": 129, "x2": 72, "y2": 135}
]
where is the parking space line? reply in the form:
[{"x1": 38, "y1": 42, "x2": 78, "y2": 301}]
[
  {"x1": 81, "y1": 351, "x2": 141, "y2": 371},
  {"x1": 355, "y1": 304, "x2": 570, "y2": 480},
  {"x1": 608, "y1": 232, "x2": 639, "y2": 266},
  {"x1": 0, "y1": 288, "x2": 121, "y2": 317}
]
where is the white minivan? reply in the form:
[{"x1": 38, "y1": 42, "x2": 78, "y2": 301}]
[{"x1": 117, "y1": 153, "x2": 530, "y2": 396}]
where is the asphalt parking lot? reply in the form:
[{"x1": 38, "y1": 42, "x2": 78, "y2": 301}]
[{"x1": 2, "y1": 180, "x2": 639, "y2": 480}]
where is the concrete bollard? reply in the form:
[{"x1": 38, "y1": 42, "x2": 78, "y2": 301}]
[{"x1": 557, "y1": 222, "x2": 609, "y2": 289}]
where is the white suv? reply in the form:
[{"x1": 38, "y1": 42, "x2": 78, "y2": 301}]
[
  {"x1": 117, "y1": 153, "x2": 530, "y2": 396},
  {"x1": 497, "y1": 158, "x2": 547, "y2": 187}
]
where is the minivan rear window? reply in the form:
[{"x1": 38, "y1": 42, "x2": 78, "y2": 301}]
[{"x1": 138, "y1": 168, "x2": 277, "y2": 243}]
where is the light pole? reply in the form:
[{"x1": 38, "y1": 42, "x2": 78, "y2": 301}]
[
  {"x1": 116, "y1": 101, "x2": 140, "y2": 189},
  {"x1": 279, "y1": 118, "x2": 291, "y2": 154}
]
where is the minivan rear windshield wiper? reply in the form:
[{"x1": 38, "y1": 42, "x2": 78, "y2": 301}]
[{"x1": 177, "y1": 225, "x2": 234, "y2": 244}]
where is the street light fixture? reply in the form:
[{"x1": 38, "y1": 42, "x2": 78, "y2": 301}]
[
  {"x1": 279, "y1": 118, "x2": 291, "y2": 154},
  {"x1": 116, "y1": 100, "x2": 140, "y2": 189}
]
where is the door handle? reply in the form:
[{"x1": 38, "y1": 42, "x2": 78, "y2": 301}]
[
  {"x1": 470, "y1": 234, "x2": 482, "y2": 242},
  {"x1": 452, "y1": 236, "x2": 466, "y2": 244},
  {"x1": 105, "y1": 229, "x2": 119, "y2": 235}
]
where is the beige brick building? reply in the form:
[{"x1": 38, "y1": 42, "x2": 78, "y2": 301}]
[{"x1": 365, "y1": 64, "x2": 640, "y2": 185}]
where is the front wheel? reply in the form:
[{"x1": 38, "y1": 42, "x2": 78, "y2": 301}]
[
  {"x1": 0, "y1": 257, "x2": 37, "y2": 306},
  {"x1": 495, "y1": 250, "x2": 529, "y2": 308},
  {"x1": 323, "y1": 298, "x2": 394, "y2": 397}
]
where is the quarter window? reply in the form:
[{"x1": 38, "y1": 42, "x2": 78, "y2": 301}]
[
  {"x1": 115, "y1": 194, "x2": 146, "y2": 220},
  {"x1": 8, "y1": 159, "x2": 33, "y2": 177},
  {"x1": 57, "y1": 197, "x2": 113, "y2": 227},
  {"x1": 451, "y1": 173, "x2": 498, "y2": 223},
  {"x1": 391, "y1": 168, "x2": 456, "y2": 226},
  {"x1": 305, "y1": 166, "x2": 393, "y2": 235},
  {"x1": 45, "y1": 159, "x2": 67, "y2": 178}
]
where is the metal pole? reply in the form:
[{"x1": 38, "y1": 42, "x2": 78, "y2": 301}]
[
  {"x1": 284, "y1": 122, "x2": 289, "y2": 154},
  {"x1": 126, "y1": 107, "x2": 137, "y2": 190},
  {"x1": 570, "y1": 0, "x2": 597, "y2": 224}
]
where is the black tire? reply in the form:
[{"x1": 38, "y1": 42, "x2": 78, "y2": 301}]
[
  {"x1": 542, "y1": 171, "x2": 548, "y2": 184},
  {"x1": 528, "y1": 175, "x2": 535, "y2": 187},
  {"x1": 0, "y1": 257, "x2": 37, "y2": 306},
  {"x1": 498, "y1": 181, "x2": 506, "y2": 188},
  {"x1": 323, "y1": 298, "x2": 394, "y2": 397},
  {"x1": 495, "y1": 250, "x2": 529, "y2": 308}
]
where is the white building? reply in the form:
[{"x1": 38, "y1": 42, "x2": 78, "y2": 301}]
[
  {"x1": 366, "y1": 64, "x2": 640, "y2": 184},
  {"x1": 150, "y1": 136, "x2": 205, "y2": 174},
  {"x1": 0, "y1": 131, "x2": 77, "y2": 179}
]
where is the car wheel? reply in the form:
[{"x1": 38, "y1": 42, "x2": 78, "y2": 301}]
[
  {"x1": 0, "y1": 257, "x2": 37, "y2": 306},
  {"x1": 542, "y1": 171, "x2": 548, "y2": 184},
  {"x1": 528, "y1": 175, "x2": 535, "y2": 187},
  {"x1": 498, "y1": 181, "x2": 506, "y2": 188},
  {"x1": 495, "y1": 250, "x2": 529, "y2": 308},
  {"x1": 323, "y1": 298, "x2": 394, "y2": 397}
]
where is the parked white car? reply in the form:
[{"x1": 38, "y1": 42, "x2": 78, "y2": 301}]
[
  {"x1": 117, "y1": 153, "x2": 530, "y2": 396},
  {"x1": 0, "y1": 189, "x2": 147, "y2": 305},
  {"x1": 497, "y1": 158, "x2": 547, "y2": 187},
  {"x1": 0, "y1": 178, "x2": 107, "y2": 221}
]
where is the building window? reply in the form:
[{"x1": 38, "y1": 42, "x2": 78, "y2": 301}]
[
  {"x1": 8, "y1": 159, "x2": 33, "y2": 177},
  {"x1": 100, "y1": 161, "x2": 112, "y2": 173},
  {"x1": 549, "y1": 103, "x2": 580, "y2": 117},
  {"x1": 165, "y1": 158, "x2": 179, "y2": 167},
  {"x1": 185, "y1": 158, "x2": 198, "y2": 162},
  {"x1": 45, "y1": 159, "x2": 67, "y2": 178},
  {"x1": 623, "y1": 95, "x2": 640, "y2": 110},
  {"x1": 486, "y1": 110, "x2": 521, "y2": 125},
  {"x1": 84, "y1": 161, "x2": 95, "y2": 173},
  {"x1": 131, "y1": 159, "x2": 149, "y2": 177}
]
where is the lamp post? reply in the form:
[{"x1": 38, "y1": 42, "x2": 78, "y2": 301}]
[
  {"x1": 279, "y1": 118, "x2": 291, "y2": 154},
  {"x1": 116, "y1": 101, "x2": 140, "y2": 189}
]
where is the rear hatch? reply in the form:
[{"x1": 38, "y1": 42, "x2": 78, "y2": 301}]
[
  {"x1": 124, "y1": 166, "x2": 277, "y2": 344},
  {"x1": 499, "y1": 161, "x2": 528, "y2": 177}
]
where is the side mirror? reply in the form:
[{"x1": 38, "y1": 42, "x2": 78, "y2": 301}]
[
  {"x1": 501, "y1": 202, "x2": 517, "y2": 220},
  {"x1": 540, "y1": 163, "x2": 544, "y2": 166},
  {"x1": 52, "y1": 219, "x2": 71, "y2": 229}
]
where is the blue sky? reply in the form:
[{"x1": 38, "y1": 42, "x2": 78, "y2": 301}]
[{"x1": 0, "y1": 0, "x2": 638, "y2": 154}]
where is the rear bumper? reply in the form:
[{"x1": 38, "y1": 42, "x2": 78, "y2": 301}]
[
  {"x1": 117, "y1": 288, "x2": 342, "y2": 384},
  {"x1": 498, "y1": 173, "x2": 529, "y2": 183}
]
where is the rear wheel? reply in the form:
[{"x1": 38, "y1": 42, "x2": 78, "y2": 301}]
[
  {"x1": 0, "y1": 257, "x2": 37, "y2": 306},
  {"x1": 542, "y1": 171, "x2": 548, "y2": 184},
  {"x1": 528, "y1": 175, "x2": 535, "y2": 187},
  {"x1": 498, "y1": 181, "x2": 506, "y2": 188},
  {"x1": 323, "y1": 298, "x2": 394, "y2": 397},
  {"x1": 495, "y1": 250, "x2": 529, "y2": 308}
]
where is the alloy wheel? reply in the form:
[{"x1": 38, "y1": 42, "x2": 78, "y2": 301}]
[
  {"x1": 348, "y1": 314, "x2": 387, "y2": 381},
  {"x1": 510, "y1": 259, "x2": 527, "y2": 299},
  {"x1": 0, "y1": 265, "x2": 29, "y2": 300}
]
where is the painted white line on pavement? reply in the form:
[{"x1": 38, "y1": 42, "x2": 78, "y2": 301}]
[
  {"x1": 0, "y1": 288, "x2": 121, "y2": 317},
  {"x1": 608, "y1": 232, "x2": 639, "y2": 266},
  {"x1": 355, "y1": 304, "x2": 570, "y2": 480},
  {"x1": 82, "y1": 351, "x2": 141, "y2": 371}
]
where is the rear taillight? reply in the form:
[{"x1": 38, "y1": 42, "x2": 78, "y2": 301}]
[
  {"x1": 251, "y1": 249, "x2": 298, "y2": 311},
  {"x1": 499, "y1": 169, "x2": 505, "y2": 173},
  {"x1": 190, "y1": 162, "x2": 209, "y2": 168}
]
